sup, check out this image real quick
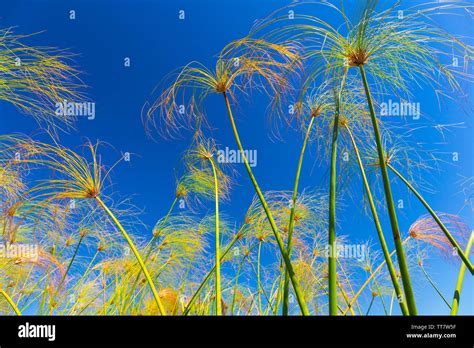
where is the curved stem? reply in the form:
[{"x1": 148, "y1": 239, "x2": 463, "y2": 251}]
[
  {"x1": 183, "y1": 229, "x2": 242, "y2": 315},
  {"x1": 451, "y1": 231, "x2": 474, "y2": 315},
  {"x1": 222, "y1": 91, "x2": 309, "y2": 315},
  {"x1": 359, "y1": 65, "x2": 417, "y2": 315},
  {"x1": 0, "y1": 289, "x2": 21, "y2": 315},
  {"x1": 122, "y1": 197, "x2": 178, "y2": 313},
  {"x1": 388, "y1": 164, "x2": 474, "y2": 274},
  {"x1": 345, "y1": 125, "x2": 409, "y2": 315},
  {"x1": 209, "y1": 158, "x2": 222, "y2": 315},
  {"x1": 95, "y1": 196, "x2": 166, "y2": 315},
  {"x1": 282, "y1": 116, "x2": 315, "y2": 315}
]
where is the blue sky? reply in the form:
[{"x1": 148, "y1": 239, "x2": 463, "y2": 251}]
[{"x1": 1, "y1": 0, "x2": 473, "y2": 315}]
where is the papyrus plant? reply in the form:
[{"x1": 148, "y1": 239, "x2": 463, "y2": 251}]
[
  {"x1": 5, "y1": 139, "x2": 167, "y2": 314},
  {"x1": 143, "y1": 38, "x2": 312, "y2": 314}
]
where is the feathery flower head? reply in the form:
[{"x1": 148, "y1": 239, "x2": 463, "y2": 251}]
[
  {"x1": 251, "y1": 1, "x2": 473, "y2": 99},
  {"x1": 0, "y1": 27, "x2": 87, "y2": 134},
  {"x1": 408, "y1": 213, "x2": 470, "y2": 258},
  {"x1": 143, "y1": 38, "x2": 301, "y2": 138}
]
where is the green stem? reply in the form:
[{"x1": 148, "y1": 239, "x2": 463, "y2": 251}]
[
  {"x1": 0, "y1": 289, "x2": 21, "y2": 315},
  {"x1": 359, "y1": 65, "x2": 417, "y2": 315},
  {"x1": 73, "y1": 249, "x2": 99, "y2": 290},
  {"x1": 183, "y1": 229, "x2": 242, "y2": 315},
  {"x1": 282, "y1": 116, "x2": 315, "y2": 315},
  {"x1": 18, "y1": 268, "x2": 49, "y2": 311},
  {"x1": 388, "y1": 164, "x2": 474, "y2": 274},
  {"x1": 419, "y1": 263, "x2": 451, "y2": 309},
  {"x1": 22, "y1": 291, "x2": 46, "y2": 314},
  {"x1": 222, "y1": 91, "x2": 309, "y2": 315},
  {"x1": 249, "y1": 253, "x2": 273, "y2": 314},
  {"x1": 130, "y1": 258, "x2": 171, "y2": 313},
  {"x1": 451, "y1": 231, "x2": 474, "y2": 315},
  {"x1": 51, "y1": 234, "x2": 84, "y2": 312},
  {"x1": 121, "y1": 197, "x2": 177, "y2": 314},
  {"x1": 95, "y1": 196, "x2": 166, "y2": 315},
  {"x1": 38, "y1": 275, "x2": 50, "y2": 314},
  {"x1": 389, "y1": 290, "x2": 396, "y2": 316},
  {"x1": 231, "y1": 254, "x2": 248, "y2": 315},
  {"x1": 328, "y1": 68, "x2": 348, "y2": 315},
  {"x1": 265, "y1": 276, "x2": 281, "y2": 315},
  {"x1": 209, "y1": 158, "x2": 222, "y2": 315},
  {"x1": 257, "y1": 240, "x2": 263, "y2": 315},
  {"x1": 337, "y1": 258, "x2": 363, "y2": 315},
  {"x1": 366, "y1": 295, "x2": 376, "y2": 316},
  {"x1": 345, "y1": 125, "x2": 409, "y2": 315},
  {"x1": 300, "y1": 261, "x2": 346, "y2": 314},
  {"x1": 175, "y1": 257, "x2": 197, "y2": 315},
  {"x1": 373, "y1": 279, "x2": 388, "y2": 315},
  {"x1": 64, "y1": 249, "x2": 100, "y2": 315},
  {"x1": 274, "y1": 259, "x2": 285, "y2": 315},
  {"x1": 77, "y1": 279, "x2": 114, "y2": 315},
  {"x1": 60, "y1": 250, "x2": 99, "y2": 315},
  {"x1": 144, "y1": 197, "x2": 178, "y2": 260}
]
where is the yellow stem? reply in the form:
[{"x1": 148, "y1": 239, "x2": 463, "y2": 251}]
[
  {"x1": 209, "y1": 158, "x2": 222, "y2": 315},
  {"x1": 95, "y1": 196, "x2": 166, "y2": 315},
  {"x1": 0, "y1": 289, "x2": 21, "y2": 315}
]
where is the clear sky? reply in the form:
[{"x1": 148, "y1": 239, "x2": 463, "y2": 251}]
[{"x1": 1, "y1": 0, "x2": 472, "y2": 315}]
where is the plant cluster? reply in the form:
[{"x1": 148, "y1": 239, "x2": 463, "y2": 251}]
[{"x1": 0, "y1": 1, "x2": 473, "y2": 316}]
